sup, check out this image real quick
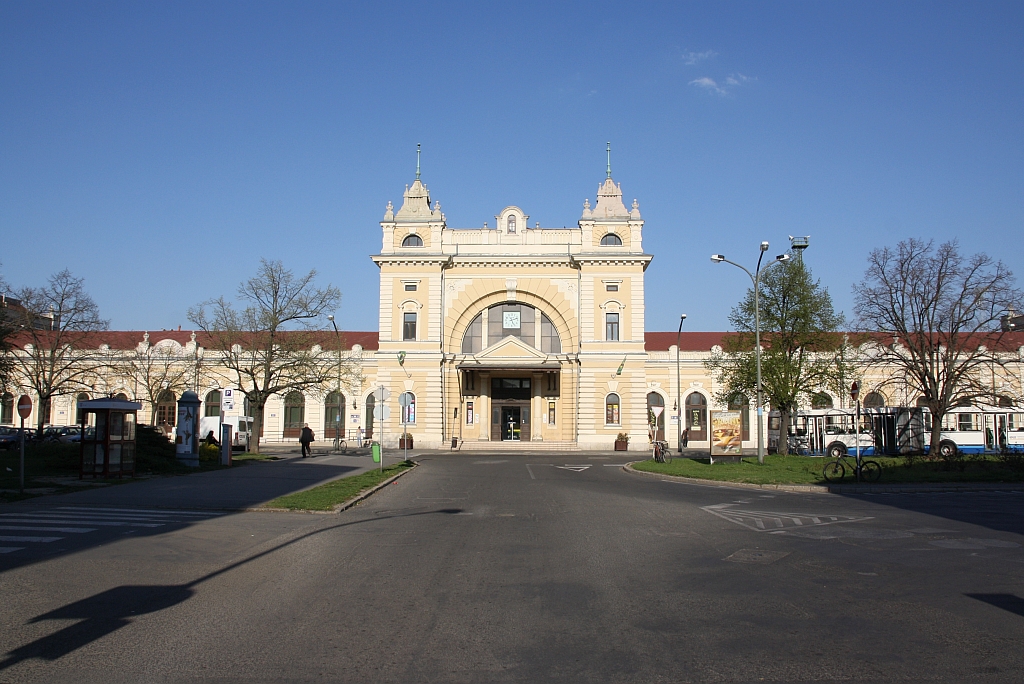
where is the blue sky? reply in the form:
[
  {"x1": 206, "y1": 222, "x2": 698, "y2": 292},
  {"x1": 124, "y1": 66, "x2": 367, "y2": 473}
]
[{"x1": 2, "y1": 1, "x2": 1022, "y2": 333}]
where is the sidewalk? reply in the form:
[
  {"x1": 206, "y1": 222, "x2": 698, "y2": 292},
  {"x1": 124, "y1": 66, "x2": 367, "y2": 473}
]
[{"x1": 5, "y1": 446, "x2": 384, "y2": 511}]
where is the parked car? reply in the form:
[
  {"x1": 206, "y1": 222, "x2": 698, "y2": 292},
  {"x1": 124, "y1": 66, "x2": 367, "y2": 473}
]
[
  {"x1": 40, "y1": 425, "x2": 84, "y2": 443},
  {"x1": 0, "y1": 426, "x2": 22, "y2": 450}
]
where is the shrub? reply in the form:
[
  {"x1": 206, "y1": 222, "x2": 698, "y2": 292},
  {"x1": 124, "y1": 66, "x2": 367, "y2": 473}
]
[
  {"x1": 199, "y1": 443, "x2": 220, "y2": 462},
  {"x1": 616, "y1": 432, "x2": 629, "y2": 443}
]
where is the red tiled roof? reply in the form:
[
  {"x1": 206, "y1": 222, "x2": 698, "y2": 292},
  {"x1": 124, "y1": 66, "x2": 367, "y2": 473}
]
[
  {"x1": 11, "y1": 330, "x2": 380, "y2": 351},
  {"x1": 645, "y1": 332, "x2": 732, "y2": 351}
]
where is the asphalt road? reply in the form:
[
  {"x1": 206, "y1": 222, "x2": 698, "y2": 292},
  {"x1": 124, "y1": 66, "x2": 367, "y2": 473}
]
[{"x1": 1, "y1": 453, "x2": 1023, "y2": 683}]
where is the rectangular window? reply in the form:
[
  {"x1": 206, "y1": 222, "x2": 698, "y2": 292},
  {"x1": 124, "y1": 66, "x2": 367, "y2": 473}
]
[
  {"x1": 403, "y1": 312, "x2": 417, "y2": 341},
  {"x1": 606, "y1": 283, "x2": 618, "y2": 292},
  {"x1": 606, "y1": 400, "x2": 620, "y2": 425},
  {"x1": 545, "y1": 372, "x2": 559, "y2": 395},
  {"x1": 466, "y1": 401, "x2": 474, "y2": 425},
  {"x1": 401, "y1": 398, "x2": 416, "y2": 424},
  {"x1": 548, "y1": 401, "x2": 556, "y2": 426},
  {"x1": 605, "y1": 313, "x2": 620, "y2": 341},
  {"x1": 404, "y1": 283, "x2": 417, "y2": 291}
]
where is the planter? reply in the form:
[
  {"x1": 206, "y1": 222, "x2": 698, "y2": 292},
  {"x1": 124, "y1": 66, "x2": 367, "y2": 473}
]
[
  {"x1": 614, "y1": 440, "x2": 629, "y2": 451},
  {"x1": 399, "y1": 438, "x2": 413, "y2": 449}
]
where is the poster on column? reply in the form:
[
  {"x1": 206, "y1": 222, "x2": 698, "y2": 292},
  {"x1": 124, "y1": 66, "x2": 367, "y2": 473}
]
[{"x1": 710, "y1": 410, "x2": 742, "y2": 456}]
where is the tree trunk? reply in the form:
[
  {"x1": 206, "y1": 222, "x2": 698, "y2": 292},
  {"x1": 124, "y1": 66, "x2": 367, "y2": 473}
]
[
  {"x1": 930, "y1": 413, "x2": 943, "y2": 458},
  {"x1": 251, "y1": 402, "x2": 266, "y2": 454},
  {"x1": 778, "y1": 407, "x2": 791, "y2": 456}
]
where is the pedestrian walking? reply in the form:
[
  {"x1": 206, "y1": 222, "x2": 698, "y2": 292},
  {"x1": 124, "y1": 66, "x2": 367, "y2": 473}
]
[
  {"x1": 299, "y1": 423, "x2": 315, "y2": 458},
  {"x1": 682, "y1": 427, "x2": 689, "y2": 449}
]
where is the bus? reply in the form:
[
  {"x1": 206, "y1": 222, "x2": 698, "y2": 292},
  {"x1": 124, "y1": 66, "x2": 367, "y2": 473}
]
[
  {"x1": 770, "y1": 404, "x2": 1024, "y2": 457},
  {"x1": 770, "y1": 407, "x2": 926, "y2": 457}
]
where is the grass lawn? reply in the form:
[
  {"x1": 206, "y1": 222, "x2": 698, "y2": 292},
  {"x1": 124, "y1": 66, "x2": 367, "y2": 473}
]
[
  {"x1": 266, "y1": 461, "x2": 415, "y2": 511},
  {"x1": 632, "y1": 453, "x2": 1024, "y2": 485},
  {"x1": 230, "y1": 452, "x2": 282, "y2": 462}
]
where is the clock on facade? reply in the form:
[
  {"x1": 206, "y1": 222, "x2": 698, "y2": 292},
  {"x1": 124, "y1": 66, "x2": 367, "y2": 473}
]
[{"x1": 502, "y1": 311, "x2": 521, "y2": 330}]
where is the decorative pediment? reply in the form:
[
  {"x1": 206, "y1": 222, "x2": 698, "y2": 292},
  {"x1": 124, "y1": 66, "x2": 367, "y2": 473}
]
[{"x1": 476, "y1": 336, "x2": 548, "y2": 360}]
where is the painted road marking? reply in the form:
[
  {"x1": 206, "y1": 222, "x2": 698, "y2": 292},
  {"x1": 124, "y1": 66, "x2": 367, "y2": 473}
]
[
  {"x1": 0, "y1": 535, "x2": 62, "y2": 543},
  {"x1": 0, "y1": 518, "x2": 164, "y2": 527},
  {"x1": 57, "y1": 506, "x2": 221, "y2": 516},
  {"x1": 526, "y1": 464, "x2": 536, "y2": 480},
  {"x1": 554, "y1": 465, "x2": 591, "y2": 472},
  {"x1": 0, "y1": 525, "x2": 96, "y2": 533},
  {"x1": 0, "y1": 547, "x2": 25, "y2": 554},
  {"x1": 702, "y1": 503, "x2": 873, "y2": 532}
]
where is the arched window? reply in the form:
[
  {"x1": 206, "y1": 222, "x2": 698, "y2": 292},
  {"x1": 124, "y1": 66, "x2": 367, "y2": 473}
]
[
  {"x1": 114, "y1": 393, "x2": 128, "y2": 401},
  {"x1": 540, "y1": 313, "x2": 561, "y2": 353},
  {"x1": 810, "y1": 392, "x2": 833, "y2": 409},
  {"x1": 863, "y1": 391, "x2": 886, "y2": 408},
  {"x1": 400, "y1": 392, "x2": 416, "y2": 424},
  {"x1": 488, "y1": 304, "x2": 535, "y2": 347},
  {"x1": 685, "y1": 392, "x2": 708, "y2": 442},
  {"x1": 728, "y1": 393, "x2": 751, "y2": 441},
  {"x1": 402, "y1": 234, "x2": 423, "y2": 247},
  {"x1": 205, "y1": 390, "x2": 221, "y2": 418},
  {"x1": 1, "y1": 393, "x2": 13, "y2": 424},
  {"x1": 156, "y1": 390, "x2": 176, "y2": 431},
  {"x1": 915, "y1": 396, "x2": 929, "y2": 408},
  {"x1": 462, "y1": 313, "x2": 482, "y2": 353},
  {"x1": 325, "y1": 391, "x2": 345, "y2": 437},
  {"x1": 507, "y1": 215, "x2": 516, "y2": 233},
  {"x1": 600, "y1": 233, "x2": 622, "y2": 246},
  {"x1": 647, "y1": 392, "x2": 665, "y2": 441},
  {"x1": 605, "y1": 393, "x2": 621, "y2": 425},
  {"x1": 998, "y1": 396, "x2": 1013, "y2": 408},
  {"x1": 364, "y1": 393, "x2": 375, "y2": 440},
  {"x1": 76, "y1": 393, "x2": 90, "y2": 425},
  {"x1": 283, "y1": 392, "x2": 305, "y2": 438}
]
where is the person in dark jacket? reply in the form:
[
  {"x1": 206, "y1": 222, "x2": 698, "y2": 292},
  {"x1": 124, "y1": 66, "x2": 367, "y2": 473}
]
[{"x1": 299, "y1": 424, "x2": 315, "y2": 458}]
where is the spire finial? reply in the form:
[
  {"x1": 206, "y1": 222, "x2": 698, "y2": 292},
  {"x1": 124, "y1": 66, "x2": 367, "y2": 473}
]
[
  {"x1": 416, "y1": 143, "x2": 421, "y2": 181},
  {"x1": 606, "y1": 142, "x2": 612, "y2": 179}
]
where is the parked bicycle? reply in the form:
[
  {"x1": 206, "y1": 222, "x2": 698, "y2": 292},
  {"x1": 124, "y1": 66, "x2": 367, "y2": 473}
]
[
  {"x1": 332, "y1": 436, "x2": 347, "y2": 454},
  {"x1": 653, "y1": 440, "x2": 671, "y2": 464},
  {"x1": 822, "y1": 453, "x2": 881, "y2": 483}
]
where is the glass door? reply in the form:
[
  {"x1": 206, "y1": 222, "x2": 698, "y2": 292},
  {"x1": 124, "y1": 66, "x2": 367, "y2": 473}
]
[{"x1": 501, "y1": 406, "x2": 521, "y2": 441}]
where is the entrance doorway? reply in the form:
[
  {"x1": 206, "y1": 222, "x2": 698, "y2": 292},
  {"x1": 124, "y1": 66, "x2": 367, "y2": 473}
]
[{"x1": 502, "y1": 406, "x2": 521, "y2": 441}]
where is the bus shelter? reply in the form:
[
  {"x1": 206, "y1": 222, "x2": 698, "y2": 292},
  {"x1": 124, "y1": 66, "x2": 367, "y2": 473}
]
[{"x1": 79, "y1": 397, "x2": 142, "y2": 479}]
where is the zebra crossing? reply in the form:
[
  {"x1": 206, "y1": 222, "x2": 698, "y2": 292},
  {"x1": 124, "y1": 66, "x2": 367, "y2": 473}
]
[{"x1": 0, "y1": 506, "x2": 224, "y2": 555}]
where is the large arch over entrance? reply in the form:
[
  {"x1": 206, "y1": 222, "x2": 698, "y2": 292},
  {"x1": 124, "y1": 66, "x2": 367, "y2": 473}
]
[{"x1": 647, "y1": 392, "x2": 665, "y2": 441}]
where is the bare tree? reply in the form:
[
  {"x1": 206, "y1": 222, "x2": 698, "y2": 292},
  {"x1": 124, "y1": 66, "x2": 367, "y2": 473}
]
[
  {"x1": 10, "y1": 270, "x2": 108, "y2": 434},
  {"x1": 0, "y1": 267, "x2": 15, "y2": 392},
  {"x1": 853, "y1": 238, "x2": 1023, "y2": 455},
  {"x1": 111, "y1": 336, "x2": 194, "y2": 425},
  {"x1": 188, "y1": 259, "x2": 342, "y2": 453}
]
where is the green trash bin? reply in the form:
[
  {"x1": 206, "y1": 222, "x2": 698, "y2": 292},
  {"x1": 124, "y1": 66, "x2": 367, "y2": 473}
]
[{"x1": 371, "y1": 442, "x2": 381, "y2": 463}]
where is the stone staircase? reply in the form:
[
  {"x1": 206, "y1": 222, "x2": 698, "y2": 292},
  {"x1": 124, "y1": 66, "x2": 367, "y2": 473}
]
[{"x1": 456, "y1": 440, "x2": 581, "y2": 452}]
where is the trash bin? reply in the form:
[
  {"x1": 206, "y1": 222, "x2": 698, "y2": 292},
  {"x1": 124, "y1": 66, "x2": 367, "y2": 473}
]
[{"x1": 371, "y1": 442, "x2": 381, "y2": 463}]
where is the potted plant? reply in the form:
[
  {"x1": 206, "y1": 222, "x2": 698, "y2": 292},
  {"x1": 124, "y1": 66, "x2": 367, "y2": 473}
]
[
  {"x1": 398, "y1": 432, "x2": 413, "y2": 449},
  {"x1": 614, "y1": 432, "x2": 629, "y2": 451}
]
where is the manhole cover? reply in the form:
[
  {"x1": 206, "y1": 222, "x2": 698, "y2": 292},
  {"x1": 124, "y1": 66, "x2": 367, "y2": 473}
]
[{"x1": 724, "y1": 548, "x2": 791, "y2": 564}]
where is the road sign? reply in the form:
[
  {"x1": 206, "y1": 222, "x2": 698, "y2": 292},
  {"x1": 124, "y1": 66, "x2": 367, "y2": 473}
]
[
  {"x1": 850, "y1": 381, "x2": 860, "y2": 402},
  {"x1": 222, "y1": 388, "x2": 234, "y2": 411},
  {"x1": 373, "y1": 405, "x2": 391, "y2": 420},
  {"x1": 398, "y1": 392, "x2": 413, "y2": 407},
  {"x1": 377, "y1": 387, "x2": 391, "y2": 401},
  {"x1": 651, "y1": 406, "x2": 664, "y2": 419},
  {"x1": 17, "y1": 395, "x2": 32, "y2": 419}
]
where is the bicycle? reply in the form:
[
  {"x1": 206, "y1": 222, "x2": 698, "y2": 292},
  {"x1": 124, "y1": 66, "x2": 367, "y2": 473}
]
[
  {"x1": 653, "y1": 440, "x2": 671, "y2": 464},
  {"x1": 822, "y1": 453, "x2": 881, "y2": 483},
  {"x1": 332, "y1": 436, "x2": 348, "y2": 454}
]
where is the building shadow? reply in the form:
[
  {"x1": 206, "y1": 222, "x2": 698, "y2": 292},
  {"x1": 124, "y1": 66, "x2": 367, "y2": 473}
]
[
  {"x1": 836, "y1": 490, "x2": 1024, "y2": 537},
  {"x1": 966, "y1": 593, "x2": 1024, "y2": 618},
  {"x1": 0, "y1": 507, "x2": 463, "y2": 671}
]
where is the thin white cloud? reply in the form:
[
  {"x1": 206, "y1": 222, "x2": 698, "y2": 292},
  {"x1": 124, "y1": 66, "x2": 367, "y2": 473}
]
[
  {"x1": 691, "y1": 73, "x2": 755, "y2": 96},
  {"x1": 689, "y1": 77, "x2": 727, "y2": 95},
  {"x1": 682, "y1": 50, "x2": 717, "y2": 66}
]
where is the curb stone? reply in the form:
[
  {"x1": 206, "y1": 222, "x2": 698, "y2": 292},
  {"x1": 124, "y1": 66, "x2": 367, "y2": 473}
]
[
  {"x1": 622, "y1": 462, "x2": 1024, "y2": 494},
  {"x1": 246, "y1": 461, "x2": 418, "y2": 514}
]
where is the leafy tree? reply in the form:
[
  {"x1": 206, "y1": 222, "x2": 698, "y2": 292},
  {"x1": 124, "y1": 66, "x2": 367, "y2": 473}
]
[
  {"x1": 853, "y1": 238, "x2": 1022, "y2": 455},
  {"x1": 10, "y1": 270, "x2": 108, "y2": 435},
  {"x1": 706, "y1": 251, "x2": 850, "y2": 457},
  {"x1": 188, "y1": 259, "x2": 343, "y2": 453}
]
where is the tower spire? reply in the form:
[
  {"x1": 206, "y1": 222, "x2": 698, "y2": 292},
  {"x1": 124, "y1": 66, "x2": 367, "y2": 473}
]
[
  {"x1": 606, "y1": 142, "x2": 612, "y2": 179},
  {"x1": 416, "y1": 143, "x2": 421, "y2": 181}
]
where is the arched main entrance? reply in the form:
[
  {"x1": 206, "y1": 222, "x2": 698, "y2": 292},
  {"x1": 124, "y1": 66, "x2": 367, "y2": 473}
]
[
  {"x1": 283, "y1": 392, "x2": 305, "y2": 438},
  {"x1": 156, "y1": 390, "x2": 176, "y2": 435},
  {"x1": 325, "y1": 391, "x2": 345, "y2": 440},
  {"x1": 685, "y1": 392, "x2": 708, "y2": 442}
]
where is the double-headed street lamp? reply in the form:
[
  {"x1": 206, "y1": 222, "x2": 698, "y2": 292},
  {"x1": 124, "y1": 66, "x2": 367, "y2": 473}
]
[
  {"x1": 327, "y1": 314, "x2": 343, "y2": 452},
  {"x1": 676, "y1": 313, "x2": 687, "y2": 453},
  {"x1": 711, "y1": 242, "x2": 790, "y2": 465}
]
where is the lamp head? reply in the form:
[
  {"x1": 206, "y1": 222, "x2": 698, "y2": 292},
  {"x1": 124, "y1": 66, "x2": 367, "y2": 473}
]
[
  {"x1": 327, "y1": 315, "x2": 334, "y2": 321},
  {"x1": 680, "y1": 313, "x2": 687, "y2": 320},
  {"x1": 760, "y1": 241, "x2": 770, "y2": 252},
  {"x1": 711, "y1": 254, "x2": 725, "y2": 263}
]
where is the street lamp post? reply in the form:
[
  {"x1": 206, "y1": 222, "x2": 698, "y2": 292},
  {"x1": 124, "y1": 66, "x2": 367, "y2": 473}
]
[
  {"x1": 711, "y1": 243, "x2": 791, "y2": 465},
  {"x1": 327, "y1": 314, "x2": 342, "y2": 453},
  {"x1": 676, "y1": 313, "x2": 687, "y2": 453}
]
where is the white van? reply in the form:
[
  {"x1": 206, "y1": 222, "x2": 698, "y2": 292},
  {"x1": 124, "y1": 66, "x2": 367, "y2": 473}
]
[{"x1": 199, "y1": 416, "x2": 254, "y2": 452}]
